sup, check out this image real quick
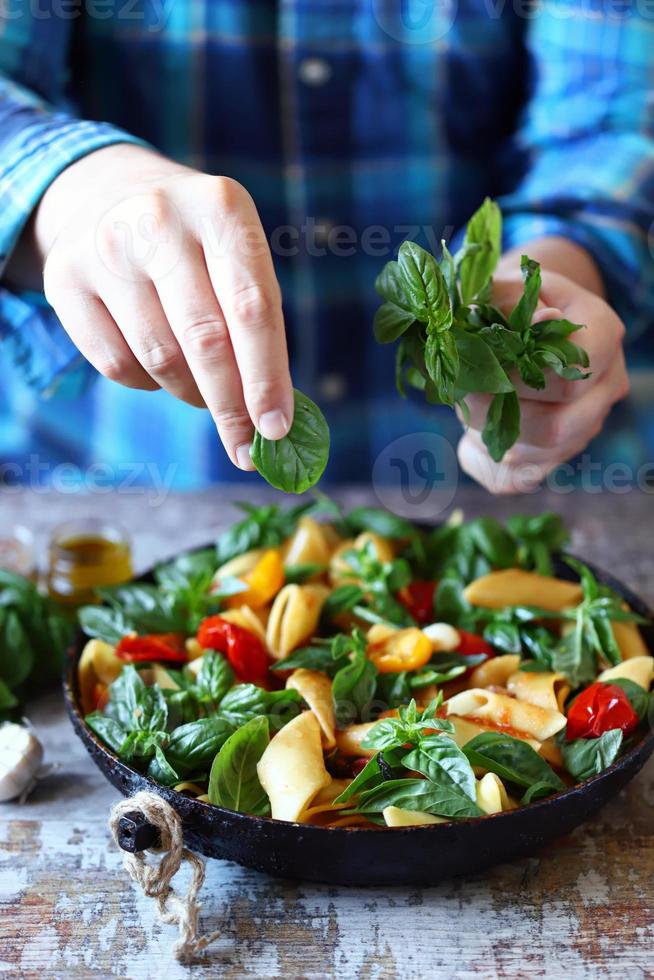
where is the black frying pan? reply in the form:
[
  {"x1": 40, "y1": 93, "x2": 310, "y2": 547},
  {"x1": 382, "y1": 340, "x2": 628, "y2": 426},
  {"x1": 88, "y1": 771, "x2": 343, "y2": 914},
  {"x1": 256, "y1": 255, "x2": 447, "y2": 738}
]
[{"x1": 63, "y1": 549, "x2": 654, "y2": 886}]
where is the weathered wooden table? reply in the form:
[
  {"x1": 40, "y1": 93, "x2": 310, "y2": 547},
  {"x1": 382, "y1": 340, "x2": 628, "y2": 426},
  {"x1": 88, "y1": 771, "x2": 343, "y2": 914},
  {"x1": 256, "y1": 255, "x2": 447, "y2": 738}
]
[{"x1": 1, "y1": 486, "x2": 652, "y2": 979}]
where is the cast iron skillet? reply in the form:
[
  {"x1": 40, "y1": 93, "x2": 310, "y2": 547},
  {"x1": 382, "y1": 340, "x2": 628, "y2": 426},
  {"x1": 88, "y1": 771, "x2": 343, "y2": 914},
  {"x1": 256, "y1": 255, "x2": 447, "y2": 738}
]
[{"x1": 64, "y1": 548, "x2": 654, "y2": 886}]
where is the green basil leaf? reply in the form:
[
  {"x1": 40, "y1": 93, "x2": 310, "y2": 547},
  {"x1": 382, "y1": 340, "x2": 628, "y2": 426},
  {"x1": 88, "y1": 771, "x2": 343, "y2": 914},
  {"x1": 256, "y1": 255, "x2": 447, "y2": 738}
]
[
  {"x1": 374, "y1": 259, "x2": 415, "y2": 311},
  {"x1": 607, "y1": 678, "x2": 650, "y2": 721},
  {"x1": 164, "y1": 716, "x2": 236, "y2": 776},
  {"x1": 193, "y1": 651, "x2": 234, "y2": 706},
  {"x1": 454, "y1": 331, "x2": 513, "y2": 396},
  {"x1": 482, "y1": 390, "x2": 521, "y2": 462},
  {"x1": 374, "y1": 302, "x2": 417, "y2": 343},
  {"x1": 508, "y1": 256, "x2": 541, "y2": 333},
  {"x1": 463, "y1": 732, "x2": 565, "y2": 797},
  {"x1": 105, "y1": 665, "x2": 168, "y2": 734},
  {"x1": 425, "y1": 330, "x2": 459, "y2": 405},
  {"x1": 250, "y1": 388, "x2": 330, "y2": 494},
  {"x1": 219, "y1": 683, "x2": 302, "y2": 731},
  {"x1": 398, "y1": 241, "x2": 452, "y2": 332},
  {"x1": 468, "y1": 517, "x2": 516, "y2": 569},
  {"x1": 345, "y1": 507, "x2": 417, "y2": 540},
  {"x1": 208, "y1": 715, "x2": 270, "y2": 815},
  {"x1": 322, "y1": 584, "x2": 366, "y2": 618},
  {"x1": 332, "y1": 649, "x2": 378, "y2": 727},
  {"x1": 458, "y1": 198, "x2": 501, "y2": 304},
  {"x1": 0, "y1": 609, "x2": 33, "y2": 689},
  {"x1": 562, "y1": 730, "x2": 623, "y2": 782},
  {"x1": 147, "y1": 745, "x2": 180, "y2": 786},
  {"x1": 283, "y1": 562, "x2": 326, "y2": 584},
  {"x1": 355, "y1": 776, "x2": 483, "y2": 819},
  {"x1": 85, "y1": 712, "x2": 128, "y2": 754},
  {"x1": 270, "y1": 643, "x2": 348, "y2": 677},
  {"x1": 403, "y1": 735, "x2": 478, "y2": 802}
]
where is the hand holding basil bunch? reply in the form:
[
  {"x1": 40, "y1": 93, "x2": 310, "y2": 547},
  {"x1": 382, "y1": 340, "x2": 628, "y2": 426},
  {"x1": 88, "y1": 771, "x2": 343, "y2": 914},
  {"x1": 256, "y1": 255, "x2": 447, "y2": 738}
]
[{"x1": 373, "y1": 199, "x2": 629, "y2": 493}]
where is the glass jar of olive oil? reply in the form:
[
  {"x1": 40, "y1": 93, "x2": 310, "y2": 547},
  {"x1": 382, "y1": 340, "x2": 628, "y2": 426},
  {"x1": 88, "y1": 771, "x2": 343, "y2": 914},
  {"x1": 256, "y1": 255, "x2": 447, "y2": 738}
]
[{"x1": 47, "y1": 519, "x2": 133, "y2": 607}]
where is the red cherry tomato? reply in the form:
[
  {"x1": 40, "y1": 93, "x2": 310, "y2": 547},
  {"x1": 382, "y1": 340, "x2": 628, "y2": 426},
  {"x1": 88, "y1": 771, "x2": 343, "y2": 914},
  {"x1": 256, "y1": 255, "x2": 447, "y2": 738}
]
[
  {"x1": 116, "y1": 633, "x2": 187, "y2": 665},
  {"x1": 566, "y1": 682, "x2": 639, "y2": 741},
  {"x1": 197, "y1": 615, "x2": 271, "y2": 685},
  {"x1": 456, "y1": 630, "x2": 494, "y2": 660},
  {"x1": 397, "y1": 581, "x2": 437, "y2": 626}
]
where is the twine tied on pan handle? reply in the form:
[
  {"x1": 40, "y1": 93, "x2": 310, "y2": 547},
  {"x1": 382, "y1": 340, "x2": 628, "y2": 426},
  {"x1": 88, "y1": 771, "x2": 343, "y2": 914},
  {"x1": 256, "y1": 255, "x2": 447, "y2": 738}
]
[{"x1": 108, "y1": 791, "x2": 220, "y2": 962}]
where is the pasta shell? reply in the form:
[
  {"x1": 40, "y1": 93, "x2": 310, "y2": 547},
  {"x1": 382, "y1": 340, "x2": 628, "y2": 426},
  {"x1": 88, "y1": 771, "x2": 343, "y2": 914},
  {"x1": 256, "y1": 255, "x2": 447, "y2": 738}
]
[
  {"x1": 283, "y1": 516, "x2": 334, "y2": 567},
  {"x1": 267, "y1": 584, "x2": 330, "y2": 659},
  {"x1": 422, "y1": 623, "x2": 460, "y2": 652},
  {"x1": 463, "y1": 569, "x2": 582, "y2": 611},
  {"x1": 286, "y1": 669, "x2": 336, "y2": 748},
  {"x1": 78, "y1": 639, "x2": 123, "y2": 712},
  {"x1": 256, "y1": 710, "x2": 331, "y2": 822}
]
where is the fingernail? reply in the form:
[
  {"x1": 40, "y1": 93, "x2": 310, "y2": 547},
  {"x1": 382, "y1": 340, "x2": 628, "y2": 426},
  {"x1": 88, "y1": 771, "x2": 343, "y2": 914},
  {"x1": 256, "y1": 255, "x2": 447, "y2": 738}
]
[
  {"x1": 258, "y1": 409, "x2": 290, "y2": 440},
  {"x1": 235, "y1": 443, "x2": 255, "y2": 471}
]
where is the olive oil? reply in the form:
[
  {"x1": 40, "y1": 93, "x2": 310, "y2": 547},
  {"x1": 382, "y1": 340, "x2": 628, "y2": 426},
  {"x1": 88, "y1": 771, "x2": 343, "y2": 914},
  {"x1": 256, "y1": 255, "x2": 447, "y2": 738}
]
[{"x1": 48, "y1": 520, "x2": 133, "y2": 607}]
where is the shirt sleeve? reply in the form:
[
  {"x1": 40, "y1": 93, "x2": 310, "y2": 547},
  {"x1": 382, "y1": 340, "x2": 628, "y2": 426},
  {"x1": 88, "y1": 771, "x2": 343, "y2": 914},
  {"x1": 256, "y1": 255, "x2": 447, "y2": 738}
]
[
  {"x1": 498, "y1": 0, "x2": 654, "y2": 338},
  {"x1": 0, "y1": 15, "x2": 148, "y2": 392}
]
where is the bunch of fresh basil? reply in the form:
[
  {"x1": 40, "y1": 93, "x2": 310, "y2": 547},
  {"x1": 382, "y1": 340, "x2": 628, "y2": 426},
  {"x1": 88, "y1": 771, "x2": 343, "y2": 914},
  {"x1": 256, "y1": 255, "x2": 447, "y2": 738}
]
[
  {"x1": 373, "y1": 198, "x2": 590, "y2": 461},
  {"x1": 0, "y1": 568, "x2": 72, "y2": 718}
]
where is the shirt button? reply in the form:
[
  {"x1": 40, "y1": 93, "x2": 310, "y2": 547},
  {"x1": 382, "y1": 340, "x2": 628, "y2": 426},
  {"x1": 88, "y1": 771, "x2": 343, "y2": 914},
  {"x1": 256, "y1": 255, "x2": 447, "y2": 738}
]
[{"x1": 298, "y1": 57, "x2": 332, "y2": 86}]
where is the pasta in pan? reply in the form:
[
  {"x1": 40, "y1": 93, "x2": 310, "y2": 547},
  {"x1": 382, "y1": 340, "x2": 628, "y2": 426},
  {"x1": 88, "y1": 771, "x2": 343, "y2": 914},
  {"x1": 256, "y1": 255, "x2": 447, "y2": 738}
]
[{"x1": 78, "y1": 502, "x2": 652, "y2": 829}]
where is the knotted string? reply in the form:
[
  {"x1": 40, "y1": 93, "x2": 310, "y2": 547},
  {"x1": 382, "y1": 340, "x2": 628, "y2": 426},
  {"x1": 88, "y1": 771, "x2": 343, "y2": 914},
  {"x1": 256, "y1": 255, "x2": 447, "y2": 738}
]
[{"x1": 108, "y1": 791, "x2": 220, "y2": 962}]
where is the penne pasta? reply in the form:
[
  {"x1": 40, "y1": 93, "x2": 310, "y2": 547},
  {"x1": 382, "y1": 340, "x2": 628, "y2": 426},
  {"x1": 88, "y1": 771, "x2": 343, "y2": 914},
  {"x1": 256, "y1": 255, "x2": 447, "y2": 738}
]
[
  {"x1": 469, "y1": 654, "x2": 521, "y2": 689},
  {"x1": 257, "y1": 711, "x2": 332, "y2": 822},
  {"x1": 599, "y1": 655, "x2": 654, "y2": 691},
  {"x1": 507, "y1": 670, "x2": 570, "y2": 712},
  {"x1": 286, "y1": 669, "x2": 336, "y2": 748},
  {"x1": 463, "y1": 569, "x2": 582, "y2": 611},
  {"x1": 267, "y1": 583, "x2": 330, "y2": 659},
  {"x1": 445, "y1": 688, "x2": 567, "y2": 742}
]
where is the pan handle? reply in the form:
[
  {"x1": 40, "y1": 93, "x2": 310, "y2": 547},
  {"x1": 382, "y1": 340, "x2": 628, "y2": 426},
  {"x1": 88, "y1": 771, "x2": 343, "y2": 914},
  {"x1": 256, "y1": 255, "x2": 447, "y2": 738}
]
[{"x1": 116, "y1": 810, "x2": 161, "y2": 853}]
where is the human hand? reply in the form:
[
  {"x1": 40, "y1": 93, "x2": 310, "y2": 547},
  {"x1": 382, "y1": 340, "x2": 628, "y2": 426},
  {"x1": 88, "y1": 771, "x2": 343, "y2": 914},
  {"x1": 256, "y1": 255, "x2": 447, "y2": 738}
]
[
  {"x1": 34, "y1": 144, "x2": 293, "y2": 470},
  {"x1": 457, "y1": 259, "x2": 629, "y2": 493}
]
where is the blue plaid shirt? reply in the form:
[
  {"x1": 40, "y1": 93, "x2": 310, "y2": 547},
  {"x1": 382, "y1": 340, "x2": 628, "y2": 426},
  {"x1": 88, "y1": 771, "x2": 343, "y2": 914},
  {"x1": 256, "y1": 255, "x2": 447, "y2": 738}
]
[{"x1": 0, "y1": 0, "x2": 653, "y2": 488}]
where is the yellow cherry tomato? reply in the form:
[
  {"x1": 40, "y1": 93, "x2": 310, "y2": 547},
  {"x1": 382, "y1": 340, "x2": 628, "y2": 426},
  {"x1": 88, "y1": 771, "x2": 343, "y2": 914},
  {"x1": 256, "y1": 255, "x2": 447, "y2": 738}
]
[
  {"x1": 224, "y1": 548, "x2": 285, "y2": 610},
  {"x1": 367, "y1": 628, "x2": 433, "y2": 673}
]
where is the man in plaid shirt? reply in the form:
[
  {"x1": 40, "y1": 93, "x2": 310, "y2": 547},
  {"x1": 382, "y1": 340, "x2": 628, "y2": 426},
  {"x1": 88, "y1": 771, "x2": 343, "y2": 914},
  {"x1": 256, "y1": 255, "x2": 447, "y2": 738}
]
[{"x1": 0, "y1": 0, "x2": 652, "y2": 491}]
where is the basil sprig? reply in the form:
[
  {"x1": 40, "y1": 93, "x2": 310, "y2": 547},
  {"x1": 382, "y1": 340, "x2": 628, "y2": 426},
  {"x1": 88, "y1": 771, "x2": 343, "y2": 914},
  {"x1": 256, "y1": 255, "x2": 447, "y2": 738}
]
[
  {"x1": 373, "y1": 198, "x2": 590, "y2": 461},
  {"x1": 0, "y1": 567, "x2": 73, "y2": 718},
  {"x1": 250, "y1": 388, "x2": 330, "y2": 494}
]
